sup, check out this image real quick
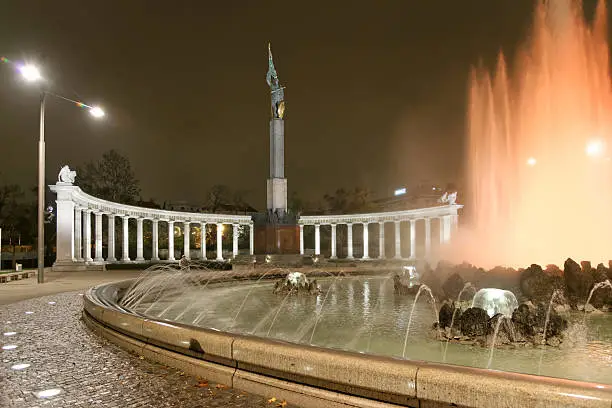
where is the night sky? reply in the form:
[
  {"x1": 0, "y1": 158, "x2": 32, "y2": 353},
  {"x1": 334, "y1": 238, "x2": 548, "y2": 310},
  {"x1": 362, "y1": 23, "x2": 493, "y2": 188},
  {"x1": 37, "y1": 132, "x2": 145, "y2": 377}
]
[{"x1": 0, "y1": 1, "x2": 604, "y2": 209}]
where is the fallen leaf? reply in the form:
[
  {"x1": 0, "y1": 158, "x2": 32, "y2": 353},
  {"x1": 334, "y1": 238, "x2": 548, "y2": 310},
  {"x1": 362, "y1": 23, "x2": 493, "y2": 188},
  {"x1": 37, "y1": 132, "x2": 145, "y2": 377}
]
[
  {"x1": 267, "y1": 397, "x2": 277, "y2": 403},
  {"x1": 277, "y1": 401, "x2": 287, "y2": 407},
  {"x1": 196, "y1": 380, "x2": 209, "y2": 388},
  {"x1": 215, "y1": 383, "x2": 229, "y2": 389},
  {"x1": 139, "y1": 356, "x2": 145, "y2": 360}
]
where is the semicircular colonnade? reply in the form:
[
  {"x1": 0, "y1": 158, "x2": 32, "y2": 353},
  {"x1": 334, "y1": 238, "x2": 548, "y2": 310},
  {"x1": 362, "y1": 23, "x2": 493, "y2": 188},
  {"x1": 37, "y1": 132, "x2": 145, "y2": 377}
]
[{"x1": 49, "y1": 175, "x2": 463, "y2": 270}]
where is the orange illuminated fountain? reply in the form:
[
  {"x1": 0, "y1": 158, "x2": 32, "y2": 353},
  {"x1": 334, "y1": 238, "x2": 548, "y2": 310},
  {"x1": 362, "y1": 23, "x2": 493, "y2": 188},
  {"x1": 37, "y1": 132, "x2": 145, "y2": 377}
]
[{"x1": 458, "y1": 0, "x2": 612, "y2": 267}]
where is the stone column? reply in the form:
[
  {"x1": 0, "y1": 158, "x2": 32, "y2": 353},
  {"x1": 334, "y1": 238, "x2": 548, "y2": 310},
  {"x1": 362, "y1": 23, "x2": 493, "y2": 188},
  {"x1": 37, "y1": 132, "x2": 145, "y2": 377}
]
[
  {"x1": 151, "y1": 219, "x2": 159, "y2": 261},
  {"x1": 50, "y1": 185, "x2": 77, "y2": 265},
  {"x1": 330, "y1": 224, "x2": 337, "y2": 259},
  {"x1": 136, "y1": 218, "x2": 145, "y2": 261},
  {"x1": 347, "y1": 223, "x2": 354, "y2": 259},
  {"x1": 74, "y1": 208, "x2": 82, "y2": 261},
  {"x1": 216, "y1": 223, "x2": 223, "y2": 261},
  {"x1": 249, "y1": 224, "x2": 254, "y2": 256},
  {"x1": 362, "y1": 222, "x2": 369, "y2": 259},
  {"x1": 378, "y1": 222, "x2": 385, "y2": 259},
  {"x1": 183, "y1": 221, "x2": 190, "y2": 260},
  {"x1": 107, "y1": 214, "x2": 116, "y2": 262},
  {"x1": 299, "y1": 224, "x2": 304, "y2": 255},
  {"x1": 94, "y1": 212, "x2": 104, "y2": 262},
  {"x1": 439, "y1": 217, "x2": 445, "y2": 245},
  {"x1": 425, "y1": 218, "x2": 431, "y2": 258},
  {"x1": 409, "y1": 219, "x2": 416, "y2": 260},
  {"x1": 451, "y1": 214, "x2": 459, "y2": 234},
  {"x1": 314, "y1": 224, "x2": 321, "y2": 256},
  {"x1": 167, "y1": 221, "x2": 175, "y2": 261},
  {"x1": 122, "y1": 216, "x2": 130, "y2": 262},
  {"x1": 394, "y1": 221, "x2": 401, "y2": 259},
  {"x1": 443, "y1": 215, "x2": 452, "y2": 243},
  {"x1": 83, "y1": 210, "x2": 93, "y2": 262},
  {"x1": 232, "y1": 224, "x2": 239, "y2": 257},
  {"x1": 200, "y1": 222, "x2": 207, "y2": 260}
]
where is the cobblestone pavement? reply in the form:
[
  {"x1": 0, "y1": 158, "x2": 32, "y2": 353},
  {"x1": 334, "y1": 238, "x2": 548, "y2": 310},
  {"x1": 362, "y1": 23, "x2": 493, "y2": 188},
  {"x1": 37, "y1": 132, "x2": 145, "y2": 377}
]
[{"x1": 0, "y1": 292, "x2": 297, "y2": 407}]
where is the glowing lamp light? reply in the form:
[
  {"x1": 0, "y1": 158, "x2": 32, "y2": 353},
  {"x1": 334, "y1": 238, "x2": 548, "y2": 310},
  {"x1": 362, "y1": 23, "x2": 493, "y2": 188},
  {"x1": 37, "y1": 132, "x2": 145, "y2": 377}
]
[
  {"x1": 18, "y1": 64, "x2": 42, "y2": 82},
  {"x1": 89, "y1": 106, "x2": 105, "y2": 118},
  {"x1": 526, "y1": 157, "x2": 537, "y2": 166},
  {"x1": 586, "y1": 139, "x2": 605, "y2": 157}
]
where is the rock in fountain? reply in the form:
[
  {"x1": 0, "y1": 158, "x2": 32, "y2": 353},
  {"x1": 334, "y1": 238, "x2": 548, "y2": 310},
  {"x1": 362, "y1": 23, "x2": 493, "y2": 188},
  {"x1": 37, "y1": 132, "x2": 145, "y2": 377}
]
[
  {"x1": 471, "y1": 288, "x2": 518, "y2": 318},
  {"x1": 273, "y1": 272, "x2": 319, "y2": 295},
  {"x1": 393, "y1": 266, "x2": 420, "y2": 295}
]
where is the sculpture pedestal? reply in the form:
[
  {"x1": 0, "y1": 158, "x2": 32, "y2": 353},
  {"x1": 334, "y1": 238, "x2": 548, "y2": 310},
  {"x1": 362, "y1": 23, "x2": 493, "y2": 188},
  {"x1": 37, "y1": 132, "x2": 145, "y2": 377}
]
[{"x1": 255, "y1": 224, "x2": 299, "y2": 255}]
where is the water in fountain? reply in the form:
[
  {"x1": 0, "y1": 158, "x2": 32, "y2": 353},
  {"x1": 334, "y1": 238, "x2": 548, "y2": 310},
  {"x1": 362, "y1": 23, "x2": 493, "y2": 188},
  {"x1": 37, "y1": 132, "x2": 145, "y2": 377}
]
[
  {"x1": 402, "y1": 284, "x2": 438, "y2": 358},
  {"x1": 543, "y1": 289, "x2": 565, "y2": 345},
  {"x1": 471, "y1": 288, "x2": 518, "y2": 318},
  {"x1": 457, "y1": 0, "x2": 612, "y2": 268},
  {"x1": 308, "y1": 273, "x2": 344, "y2": 344},
  {"x1": 584, "y1": 279, "x2": 612, "y2": 316},
  {"x1": 443, "y1": 282, "x2": 476, "y2": 362},
  {"x1": 221, "y1": 268, "x2": 286, "y2": 329},
  {"x1": 117, "y1": 266, "x2": 612, "y2": 383},
  {"x1": 487, "y1": 315, "x2": 514, "y2": 369}
]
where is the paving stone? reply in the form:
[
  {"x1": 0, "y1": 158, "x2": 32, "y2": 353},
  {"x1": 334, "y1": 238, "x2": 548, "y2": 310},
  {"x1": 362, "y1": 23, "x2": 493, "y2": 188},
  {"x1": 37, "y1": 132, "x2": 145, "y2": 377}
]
[{"x1": 1, "y1": 291, "x2": 297, "y2": 407}]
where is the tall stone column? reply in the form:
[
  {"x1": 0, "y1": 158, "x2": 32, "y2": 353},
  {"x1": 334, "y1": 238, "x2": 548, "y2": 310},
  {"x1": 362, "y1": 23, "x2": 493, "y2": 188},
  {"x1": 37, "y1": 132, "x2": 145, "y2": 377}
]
[
  {"x1": 167, "y1": 221, "x2": 175, "y2": 261},
  {"x1": 347, "y1": 223, "x2": 354, "y2": 259},
  {"x1": 183, "y1": 221, "x2": 191, "y2": 260},
  {"x1": 443, "y1": 215, "x2": 452, "y2": 243},
  {"x1": 74, "y1": 208, "x2": 82, "y2": 261},
  {"x1": 122, "y1": 216, "x2": 130, "y2": 262},
  {"x1": 152, "y1": 219, "x2": 159, "y2": 261},
  {"x1": 439, "y1": 217, "x2": 445, "y2": 245},
  {"x1": 299, "y1": 225, "x2": 304, "y2": 255},
  {"x1": 425, "y1": 218, "x2": 431, "y2": 258},
  {"x1": 94, "y1": 212, "x2": 104, "y2": 262},
  {"x1": 409, "y1": 219, "x2": 416, "y2": 260},
  {"x1": 330, "y1": 224, "x2": 337, "y2": 259},
  {"x1": 200, "y1": 222, "x2": 207, "y2": 260},
  {"x1": 249, "y1": 224, "x2": 254, "y2": 256},
  {"x1": 50, "y1": 184, "x2": 77, "y2": 266},
  {"x1": 216, "y1": 223, "x2": 223, "y2": 261},
  {"x1": 314, "y1": 224, "x2": 320, "y2": 256},
  {"x1": 136, "y1": 218, "x2": 145, "y2": 261},
  {"x1": 83, "y1": 210, "x2": 93, "y2": 262},
  {"x1": 232, "y1": 224, "x2": 239, "y2": 257},
  {"x1": 362, "y1": 222, "x2": 369, "y2": 259},
  {"x1": 107, "y1": 214, "x2": 116, "y2": 262},
  {"x1": 378, "y1": 222, "x2": 385, "y2": 259},
  {"x1": 394, "y1": 221, "x2": 401, "y2": 259},
  {"x1": 451, "y1": 214, "x2": 459, "y2": 234}
]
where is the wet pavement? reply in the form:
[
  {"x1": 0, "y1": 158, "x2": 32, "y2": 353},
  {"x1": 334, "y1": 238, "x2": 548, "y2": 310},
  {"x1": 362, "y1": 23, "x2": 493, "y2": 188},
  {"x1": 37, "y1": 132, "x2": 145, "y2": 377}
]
[{"x1": 0, "y1": 291, "x2": 296, "y2": 407}]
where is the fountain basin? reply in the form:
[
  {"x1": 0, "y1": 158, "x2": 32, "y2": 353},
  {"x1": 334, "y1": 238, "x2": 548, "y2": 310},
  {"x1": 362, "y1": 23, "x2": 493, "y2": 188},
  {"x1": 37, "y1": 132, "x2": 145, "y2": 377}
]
[{"x1": 83, "y1": 276, "x2": 612, "y2": 408}]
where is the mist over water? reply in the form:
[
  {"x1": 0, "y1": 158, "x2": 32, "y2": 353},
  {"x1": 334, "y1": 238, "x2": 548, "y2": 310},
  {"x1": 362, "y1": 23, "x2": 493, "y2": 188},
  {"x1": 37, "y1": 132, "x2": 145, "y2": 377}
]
[{"x1": 453, "y1": 0, "x2": 612, "y2": 268}]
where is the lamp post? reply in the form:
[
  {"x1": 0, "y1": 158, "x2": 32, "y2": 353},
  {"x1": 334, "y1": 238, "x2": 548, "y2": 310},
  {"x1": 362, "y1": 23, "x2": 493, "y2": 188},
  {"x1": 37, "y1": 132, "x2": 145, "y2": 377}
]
[{"x1": 2, "y1": 58, "x2": 105, "y2": 283}]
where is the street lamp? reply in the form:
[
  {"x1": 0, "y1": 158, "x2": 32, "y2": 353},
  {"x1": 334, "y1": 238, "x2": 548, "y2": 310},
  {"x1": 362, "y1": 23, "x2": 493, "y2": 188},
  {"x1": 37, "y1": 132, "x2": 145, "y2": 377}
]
[{"x1": 2, "y1": 57, "x2": 105, "y2": 283}]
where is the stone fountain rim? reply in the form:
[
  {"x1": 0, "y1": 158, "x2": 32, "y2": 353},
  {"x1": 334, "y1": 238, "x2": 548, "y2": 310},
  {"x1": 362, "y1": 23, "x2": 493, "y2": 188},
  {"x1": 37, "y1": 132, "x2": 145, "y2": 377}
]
[{"x1": 83, "y1": 277, "x2": 612, "y2": 408}]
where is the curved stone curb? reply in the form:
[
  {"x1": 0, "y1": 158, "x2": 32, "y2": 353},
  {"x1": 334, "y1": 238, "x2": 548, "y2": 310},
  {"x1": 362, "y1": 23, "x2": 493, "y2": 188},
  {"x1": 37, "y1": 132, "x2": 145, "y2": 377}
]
[{"x1": 84, "y1": 281, "x2": 612, "y2": 408}]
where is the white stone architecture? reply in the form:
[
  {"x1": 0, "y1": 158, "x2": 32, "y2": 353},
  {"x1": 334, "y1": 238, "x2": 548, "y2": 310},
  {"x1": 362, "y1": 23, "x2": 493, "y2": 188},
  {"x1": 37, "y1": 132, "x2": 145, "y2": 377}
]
[
  {"x1": 49, "y1": 174, "x2": 253, "y2": 271},
  {"x1": 50, "y1": 166, "x2": 462, "y2": 269},
  {"x1": 298, "y1": 205, "x2": 462, "y2": 260}
]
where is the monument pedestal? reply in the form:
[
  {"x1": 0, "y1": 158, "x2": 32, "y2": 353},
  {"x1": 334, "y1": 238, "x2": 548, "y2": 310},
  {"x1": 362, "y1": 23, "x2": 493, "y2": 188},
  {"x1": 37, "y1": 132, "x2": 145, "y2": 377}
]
[{"x1": 255, "y1": 224, "x2": 299, "y2": 255}]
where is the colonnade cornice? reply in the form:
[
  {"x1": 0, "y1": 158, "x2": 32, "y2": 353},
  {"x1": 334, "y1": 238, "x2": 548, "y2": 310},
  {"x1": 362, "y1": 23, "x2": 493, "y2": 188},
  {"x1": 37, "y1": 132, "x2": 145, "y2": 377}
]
[
  {"x1": 298, "y1": 204, "x2": 462, "y2": 225},
  {"x1": 58, "y1": 185, "x2": 253, "y2": 225}
]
